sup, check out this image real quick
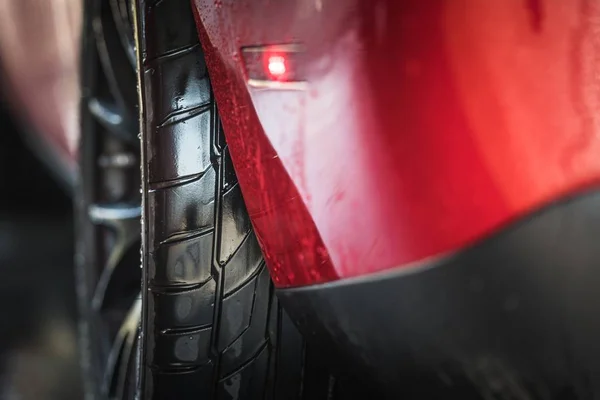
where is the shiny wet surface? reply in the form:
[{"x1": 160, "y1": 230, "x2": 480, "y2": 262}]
[{"x1": 0, "y1": 107, "x2": 82, "y2": 399}]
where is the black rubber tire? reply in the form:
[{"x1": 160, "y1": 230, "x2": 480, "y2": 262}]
[
  {"x1": 78, "y1": 0, "x2": 333, "y2": 398},
  {"x1": 131, "y1": 1, "x2": 330, "y2": 399}
]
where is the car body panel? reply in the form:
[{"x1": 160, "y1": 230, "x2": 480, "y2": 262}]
[{"x1": 192, "y1": 0, "x2": 600, "y2": 287}]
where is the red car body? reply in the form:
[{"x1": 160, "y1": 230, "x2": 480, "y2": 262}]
[{"x1": 191, "y1": 0, "x2": 600, "y2": 287}]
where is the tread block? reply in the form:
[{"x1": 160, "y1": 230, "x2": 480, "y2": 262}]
[
  {"x1": 148, "y1": 109, "x2": 212, "y2": 183},
  {"x1": 150, "y1": 231, "x2": 213, "y2": 286},
  {"x1": 217, "y1": 267, "x2": 263, "y2": 352},
  {"x1": 220, "y1": 266, "x2": 272, "y2": 376},
  {"x1": 143, "y1": 0, "x2": 199, "y2": 61},
  {"x1": 223, "y1": 233, "x2": 263, "y2": 295},
  {"x1": 151, "y1": 327, "x2": 212, "y2": 368},
  {"x1": 148, "y1": 167, "x2": 216, "y2": 243},
  {"x1": 219, "y1": 183, "x2": 253, "y2": 264},
  {"x1": 217, "y1": 344, "x2": 270, "y2": 400},
  {"x1": 149, "y1": 364, "x2": 213, "y2": 399},
  {"x1": 150, "y1": 279, "x2": 216, "y2": 330},
  {"x1": 144, "y1": 47, "x2": 211, "y2": 126}
]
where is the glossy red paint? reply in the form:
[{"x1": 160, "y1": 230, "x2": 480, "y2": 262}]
[{"x1": 192, "y1": 0, "x2": 600, "y2": 288}]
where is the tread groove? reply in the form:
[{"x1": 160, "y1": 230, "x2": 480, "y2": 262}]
[
  {"x1": 219, "y1": 341, "x2": 269, "y2": 382},
  {"x1": 150, "y1": 364, "x2": 206, "y2": 373},
  {"x1": 149, "y1": 277, "x2": 213, "y2": 294},
  {"x1": 153, "y1": 225, "x2": 214, "y2": 248},
  {"x1": 208, "y1": 136, "x2": 225, "y2": 396},
  {"x1": 148, "y1": 164, "x2": 212, "y2": 191},
  {"x1": 158, "y1": 226, "x2": 215, "y2": 246},
  {"x1": 157, "y1": 101, "x2": 211, "y2": 128},
  {"x1": 143, "y1": 42, "x2": 200, "y2": 66},
  {"x1": 160, "y1": 324, "x2": 212, "y2": 335}
]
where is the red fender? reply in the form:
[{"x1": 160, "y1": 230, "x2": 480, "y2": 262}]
[{"x1": 192, "y1": 0, "x2": 600, "y2": 287}]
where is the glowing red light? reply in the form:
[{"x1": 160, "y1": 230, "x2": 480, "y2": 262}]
[{"x1": 267, "y1": 55, "x2": 286, "y2": 78}]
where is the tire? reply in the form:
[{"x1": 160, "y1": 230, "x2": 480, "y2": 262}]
[{"x1": 77, "y1": 0, "x2": 332, "y2": 399}]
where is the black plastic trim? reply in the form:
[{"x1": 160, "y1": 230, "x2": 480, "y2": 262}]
[{"x1": 279, "y1": 190, "x2": 600, "y2": 399}]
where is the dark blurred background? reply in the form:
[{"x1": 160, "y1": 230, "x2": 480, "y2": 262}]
[{"x1": 0, "y1": 101, "x2": 82, "y2": 399}]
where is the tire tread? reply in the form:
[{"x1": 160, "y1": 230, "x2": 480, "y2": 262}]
[{"x1": 136, "y1": 0, "x2": 304, "y2": 398}]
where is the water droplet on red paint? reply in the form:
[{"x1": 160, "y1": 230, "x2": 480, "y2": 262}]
[{"x1": 316, "y1": 246, "x2": 328, "y2": 258}]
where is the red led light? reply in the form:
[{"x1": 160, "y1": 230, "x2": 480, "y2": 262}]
[
  {"x1": 267, "y1": 55, "x2": 286, "y2": 78},
  {"x1": 242, "y1": 45, "x2": 305, "y2": 86}
]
